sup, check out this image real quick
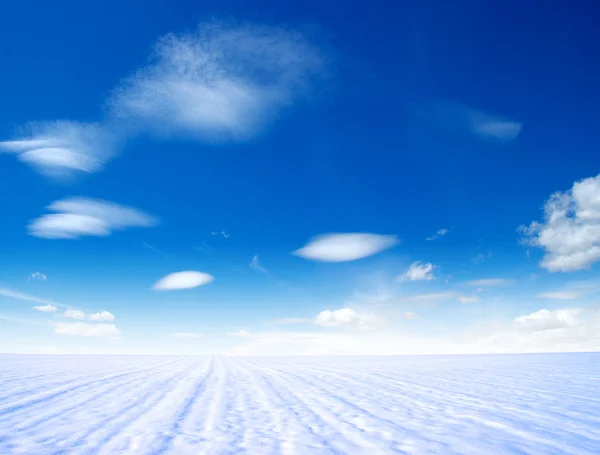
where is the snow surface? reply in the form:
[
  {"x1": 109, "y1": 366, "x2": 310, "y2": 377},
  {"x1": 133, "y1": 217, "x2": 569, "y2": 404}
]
[{"x1": 1, "y1": 353, "x2": 599, "y2": 454}]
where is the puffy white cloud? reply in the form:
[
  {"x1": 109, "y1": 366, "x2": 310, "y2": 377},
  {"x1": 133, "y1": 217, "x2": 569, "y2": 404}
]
[
  {"x1": 0, "y1": 121, "x2": 117, "y2": 178},
  {"x1": 293, "y1": 233, "x2": 398, "y2": 262},
  {"x1": 226, "y1": 330, "x2": 252, "y2": 337},
  {"x1": 537, "y1": 291, "x2": 580, "y2": 300},
  {"x1": 465, "y1": 278, "x2": 515, "y2": 287},
  {"x1": 314, "y1": 308, "x2": 384, "y2": 331},
  {"x1": 249, "y1": 255, "x2": 269, "y2": 274},
  {"x1": 108, "y1": 21, "x2": 326, "y2": 142},
  {"x1": 33, "y1": 304, "x2": 58, "y2": 313},
  {"x1": 152, "y1": 271, "x2": 215, "y2": 291},
  {"x1": 168, "y1": 332, "x2": 200, "y2": 338},
  {"x1": 28, "y1": 197, "x2": 158, "y2": 239},
  {"x1": 398, "y1": 261, "x2": 435, "y2": 282},
  {"x1": 53, "y1": 322, "x2": 121, "y2": 337},
  {"x1": 88, "y1": 311, "x2": 116, "y2": 322},
  {"x1": 425, "y1": 228, "x2": 450, "y2": 241},
  {"x1": 513, "y1": 308, "x2": 581, "y2": 332},
  {"x1": 520, "y1": 174, "x2": 600, "y2": 272},
  {"x1": 63, "y1": 309, "x2": 87, "y2": 320},
  {"x1": 0, "y1": 288, "x2": 59, "y2": 306}
]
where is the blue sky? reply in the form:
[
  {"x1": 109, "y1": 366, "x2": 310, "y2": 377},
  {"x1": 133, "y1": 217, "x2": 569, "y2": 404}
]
[{"x1": 1, "y1": 0, "x2": 599, "y2": 355}]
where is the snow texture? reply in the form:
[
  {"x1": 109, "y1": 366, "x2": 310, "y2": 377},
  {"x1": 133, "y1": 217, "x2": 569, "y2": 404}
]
[{"x1": 0, "y1": 353, "x2": 599, "y2": 454}]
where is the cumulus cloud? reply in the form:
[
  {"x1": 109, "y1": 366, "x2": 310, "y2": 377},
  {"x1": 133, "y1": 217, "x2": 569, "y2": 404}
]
[
  {"x1": 465, "y1": 278, "x2": 515, "y2": 287},
  {"x1": 0, "y1": 121, "x2": 118, "y2": 178},
  {"x1": 108, "y1": 21, "x2": 327, "y2": 142},
  {"x1": 520, "y1": 174, "x2": 600, "y2": 272},
  {"x1": 0, "y1": 288, "x2": 60, "y2": 306},
  {"x1": 33, "y1": 304, "x2": 58, "y2": 313},
  {"x1": 293, "y1": 233, "x2": 398, "y2": 262},
  {"x1": 53, "y1": 322, "x2": 121, "y2": 337},
  {"x1": 28, "y1": 197, "x2": 158, "y2": 239},
  {"x1": 168, "y1": 332, "x2": 200, "y2": 338},
  {"x1": 152, "y1": 271, "x2": 215, "y2": 290},
  {"x1": 63, "y1": 309, "x2": 87, "y2": 320},
  {"x1": 88, "y1": 311, "x2": 116, "y2": 322},
  {"x1": 416, "y1": 101, "x2": 522, "y2": 141},
  {"x1": 226, "y1": 330, "x2": 252, "y2": 337},
  {"x1": 249, "y1": 255, "x2": 269, "y2": 274},
  {"x1": 398, "y1": 261, "x2": 435, "y2": 282},
  {"x1": 425, "y1": 228, "x2": 450, "y2": 241},
  {"x1": 513, "y1": 308, "x2": 581, "y2": 332},
  {"x1": 314, "y1": 308, "x2": 384, "y2": 331}
]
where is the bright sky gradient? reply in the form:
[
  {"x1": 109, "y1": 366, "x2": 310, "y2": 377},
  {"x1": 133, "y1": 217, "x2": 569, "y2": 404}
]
[{"x1": 1, "y1": 0, "x2": 599, "y2": 355}]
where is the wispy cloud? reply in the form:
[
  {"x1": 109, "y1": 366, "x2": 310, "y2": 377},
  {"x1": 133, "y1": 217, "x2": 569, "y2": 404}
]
[
  {"x1": 465, "y1": 278, "x2": 515, "y2": 287},
  {"x1": 168, "y1": 332, "x2": 200, "y2": 338},
  {"x1": 63, "y1": 309, "x2": 87, "y2": 320},
  {"x1": 425, "y1": 228, "x2": 450, "y2": 241},
  {"x1": 226, "y1": 330, "x2": 252, "y2": 337},
  {"x1": 0, "y1": 121, "x2": 118, "y2": 178},
  {"x1": 458, "y1": 295, "x2": 480, "y2": 304},
  {"x1": 0, "y1": 288, "x2": 60, "y2": 306},
  {"x1": 397, "y1": 261, "x2": 435, "y2": 282},
  {"x1": 141, "y1": 240, "x2": 170, "y2": 259},
  {"x1": 152, "y1": 271, "x2": 214, "y2": 291},
  {"x1": 29, "y1": 197, "x2": 158, "y2": 239},
  {"x1": 416, "y1": 101, "x2": 522, "y2": 142},
  {"x1": 537, "y1": 291, "x2": 581, "y2": 300},
  {"x1": 520, "y1": 173, "x2": 600, "y2": 272},
  {"x1": 314, "y1": 308, "x2": 384, "y2": 331},
  {"x1": 108, "y1": 21, "x2": 327, "y2": 143},
  {"x1": 249, "y1": 255, "x2": 269, "y2": 274},
  {"x1": 33, "y1": 304, "x2": 58, "y2": 313},
  {"x1": 293, "y1": 233, "x2": 398, "y2": 262},
  {"x1": 53, "y1": 322, "x2": 121, "y2": 337},
  {"x1": 29, "y1": 272, "x2": 47, "y2": 281}
]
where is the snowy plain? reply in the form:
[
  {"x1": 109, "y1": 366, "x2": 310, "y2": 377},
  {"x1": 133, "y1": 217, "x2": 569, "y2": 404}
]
[{"x1": 0, "y1": 353, "x2": 599, "y2": 455}]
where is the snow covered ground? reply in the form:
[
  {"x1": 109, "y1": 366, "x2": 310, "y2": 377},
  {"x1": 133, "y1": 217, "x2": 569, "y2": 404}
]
[{"x1": 0, "y1": 354, "x2": 599, "y2": 454}]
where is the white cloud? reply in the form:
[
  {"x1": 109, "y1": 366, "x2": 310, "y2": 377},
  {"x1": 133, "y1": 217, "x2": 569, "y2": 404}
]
[
  {"x1": 425, "y1": 228, "x2": 449, "y2": 241},
  {"x1": 465, "y1": 278, "x2": 515, "y2": 287},
  {"x1": 416, "y1": 101, "x2": 522, "y2": 142},
  {"x1": 0, "y1": 288, "x2": 59, "y2": 306},
  {"x1": 249, "y1": 255, "x2": 269, "y2": 274},
  {"x1": 63, "y1": 309, "x2": 87, "y2": 320},
  {"x1": 537, "y1": 291, "x2": 581, "y2": 300},
  {"x1": 152, "y1": 271, "x2": 215, "y2": 291},
  {"x1": 314, "y1": 308, "x2": 384, "y2": 331},
  {"x1": 398, "y1": 261, "x2": 435, "y2": 282},
  {"x1": 33, "y1": 304, "x2": 58, "y2": 313},
  {"x1": 28, "y1": 197, "x2": 158, "y2": 239},
  {"x1": 513, "y1": 308, "x2": 581, "y2": 332},
  {"x1": 293, "y1": 233, "x2": 398, "y2": 262},
  {"x1": 168, "y1": 332, "x2": 199, "y2": 338},
  {"x1": 520, "y1": 173, "x2": 600, "y2": 272},
  {"x1": 402, "y1": 311, "x2": 417, "y2": 319},
  {"x1": 53, "y1": 322, "x2": 121, "y2": 337},
  {"x1": 226, "y1": 330, "x2": 252, "y2": 337},
  {"x1": 108, "y1": 21, "x2": 326, "y2": 143},
  {"x1": 29, "y1": 272, "x2": 47, "y2": 281},
  {"x1": 458, "y1": 295, "x2": 480, "y2": 304},
  {"x1": 0, "y1": 121, "x2": 117, "y2": 178},
  {"x1": 88, "y1": 311, "x2": 116, "y2": 322}
]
